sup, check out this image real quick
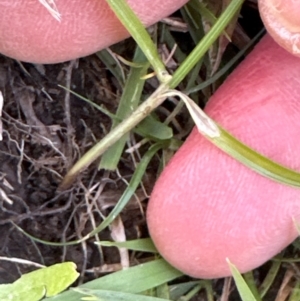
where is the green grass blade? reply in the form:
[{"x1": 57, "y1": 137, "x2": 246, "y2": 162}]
[
  {"x1": 97, "y1": 49, "x2": 125, "y2": 87},
  {"x1": 258, "y1": 260, "x2": 281, "y2": 298},
  {"x1": 58, "y1": 86, "x2": 118, "y2": 120},
  {"x1": 12, "y1": 223, "x2": 80, "y2": 246},
  {"x1": 203, "y1": 280, "x2": 214, "y2": 301},
  {"x1": 15, "y1": 144, "x2": 164, "y2": 246},
  {"x1": 169, "y1": 281, "x2": 200, "y2": 300},
  {"x1": 227, "y1": 259, "x2": 259, "y2": 301},
  {"x1": 105, "y1": 0, "x2": 170, "y2": 83},
  {"x1": 99, "y1": 46, "x2": 150, "y2": 170},
  {"x1": 243, "y1": 272, "x2": 262, "y2": 301},
  {"x1": 88, "y1": 142, "x2": 164, "y2": 236},
  {"x1": 60, "y1": 86, "x2": 172, "y2": 141},
  {"x1": 170, "y1": 0, "x2": 244, "y2": 88},
  {"x1": 289, "y1": 280, "x2": 300, "y2": 301},
  {"x1": 73, "y1": 288, "x2": 171, "y2": 301},
  {"x1": 161, "y1": 25, "x2": 186, "y2": 64},
  {"x1": 155, "y1": 283, "x2": 170, "y2": 299},
  {"x1": 181, "y1": 284, "x2": 203, "y2": 301},
  {"x1": 96, "y1": 238, "x2": 157, "y2": 253},
  {"x1": 181, "y1": 0, "x2": 206, "y2": 46},
  {"x1": 61, "y1": 83, "x2": 169, "y2": 188},
  {"x1": 47, "y1": 259, "x2": 183, "y2": 301},
  {"x1": 175, "y1": 89, "x2": 300, "y2": 188},
  {"x1": 62, "y1": 0, "x2": 244, "y2": 186},
  {"x1": 185, "y1": 29, "x2": 265, "y2": 95},
  {"x1": 212, "y1": 127, "x2": 300, "y2": 188}
]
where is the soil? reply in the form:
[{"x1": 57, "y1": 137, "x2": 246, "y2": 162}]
[{"x1": 0, "y1": 50, "x2": 153, "y2": 284}]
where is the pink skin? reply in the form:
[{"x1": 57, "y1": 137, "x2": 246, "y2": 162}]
[
  {"x1": 0, "y1": 0, "x2": 188, "y2": 64},
  {"x1": 147, "y1": 34, "x2": 300, "y2": 278},
  {"x1": 258, "y1": 0, "x2": 300, "y2": 56}
]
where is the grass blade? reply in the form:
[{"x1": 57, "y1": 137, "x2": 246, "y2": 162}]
[
  {"x1": 61, "y1": 83, "x2": 169, "y2": 188},
  {"x1": 227, "y1": 259, "x2": 259, "y2": 301},
  {"x1": 105, "y1": 0, "x2": 169, "y2": 83},
  {"x1": 88, "y1": 142, "x2": 164, "y2": 235},
  {"x1": 96, "y1": 238, "x2": 157, "y2": 253},
  {"x1": 73, "y1": 288, "x2": 171, "y2": 301},
  {"x1": 99, "y1": 46, "x2": 150, "y2": 170},
  {"x1": 259, "y1": 260, "x2": 282, "y2": 298},
  {"x1": 16, "y1": 143, "x2": 164, "y2": 246},
  {"x1": 48, "y1": 259, "x2": 183, "y2": 301},
  {"x1": 243, "y1": 272, "x2": 262, "y2": 301},
  {"x1": 62, "y1": 0, "x2": 244, "y2": 186},
  {"x1": 173, "y1": 89, "x2": 300, "y2": 188},
  {"x1": 97, "y1": 49, "x2": 125, "y2": 87},
  {"x1": 288, "y1": 280, "x2": 300, "y2": 301},
  {"x1": 170, "y1": 0, "x2": 245, "y2": 88},
  {"x1": 213, "y1": 127, "x2": 300, "y2": 188}
]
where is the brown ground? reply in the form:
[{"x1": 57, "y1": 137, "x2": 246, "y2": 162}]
[{"x1": 0, "y1": 50, "x2": 154, "y2": 284}]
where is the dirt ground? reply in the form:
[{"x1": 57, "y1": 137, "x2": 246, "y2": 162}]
[{"x1": 0, "y1": 49, "x2": 156, "y2": 284}]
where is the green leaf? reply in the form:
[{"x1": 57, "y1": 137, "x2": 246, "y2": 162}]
[
  {"x1": 97, "y1": 238, "x2": 158, "y2": 253},
  {"x1": 0, "y1": 262, "x2": 79, "y2": 301},
  {"x1": 136, "y1": 115, "x2": 173, "y2": 140},
  {"x1": 47, "y1": 259, "x2": 183, "y2": 301},
  {"x1": 0, "y1": 283, "x2": 46, "y2": 301}
]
